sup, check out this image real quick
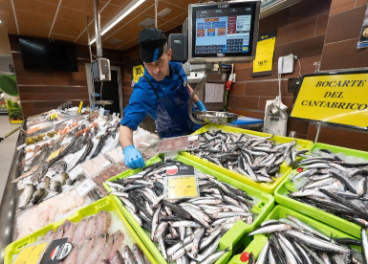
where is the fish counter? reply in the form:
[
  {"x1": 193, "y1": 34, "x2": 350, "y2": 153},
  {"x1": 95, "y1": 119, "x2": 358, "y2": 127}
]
[{"x1": 3, "y1": 104, "x2": 368, "y2": 264}]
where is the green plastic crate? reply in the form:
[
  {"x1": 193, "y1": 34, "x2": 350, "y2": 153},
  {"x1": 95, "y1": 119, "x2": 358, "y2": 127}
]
[
  {"x1": 275, "y1": 143, "x2": 368, "y2": 238},
  {"x1": 104, "y1": 154, "x2": 275, "y2": 264},
  {"x1": 4, "y1": 196, "x2": 157, "y2": 264},
  {"x1": 181, "y1": 124, "x2": 314, "y2": 194},
  {"x1": 228, "y1": 205, "x2": 361, "y2": 264}
]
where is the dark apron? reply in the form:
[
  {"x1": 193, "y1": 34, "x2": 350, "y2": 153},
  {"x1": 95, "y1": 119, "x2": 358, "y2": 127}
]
[{"x1": 143, "y1": 67, "x2": 195, "y2": 138}]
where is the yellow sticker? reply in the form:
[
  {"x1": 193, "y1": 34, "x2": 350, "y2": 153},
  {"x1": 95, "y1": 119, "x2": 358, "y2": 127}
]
[
  {"x1": 133, "y1": 65, "x2": 144, "y2": 83},
  {"x1": 13, "y1": 241, "x2": 49, "y2": 264},
  {"x1": 78, "y1": 101, "x2": 83, "y2": 114},
  {"x1": 50, "y1": 113, "x2": 58, "y2": 120},
  {"x1": 291, "y1": 73, "x2": 368, "y2": 128},
  {"x1": 253, "y1": 37, "x2": 276, "y2": 73},
  {"x1": 167, "y1": 176, "x2": 198, "y2": 199},
  {"x1": 47, "y1": 148, "x2": 61, "y2": 161}
]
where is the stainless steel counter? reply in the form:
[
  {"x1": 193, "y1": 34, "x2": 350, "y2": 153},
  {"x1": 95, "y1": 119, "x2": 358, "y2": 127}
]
[{"x1": 0, "y1": 123, "x2": 25, "y2": 263}]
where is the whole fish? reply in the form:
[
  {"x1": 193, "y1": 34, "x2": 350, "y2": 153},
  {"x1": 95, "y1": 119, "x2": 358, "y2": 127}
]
[
  {"x1": 122, "y1": 245, "x2": 137, "y2": 264},
  {"x1": 133, "y1": 244, "x2": 145, "y2": 264},
  {"x1": 61, "y1": 219, "x2": 75, "y2": 243},
  {"x1": 18, "y1": 184, "x2": 35, "y2": 210}
]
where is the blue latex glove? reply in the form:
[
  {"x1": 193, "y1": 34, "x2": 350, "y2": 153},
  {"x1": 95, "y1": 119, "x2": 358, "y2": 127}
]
[
  {"x1": 195, "y1": 100, "x2": 207, "y2": 112},
  {"x1": 123, "y1": 145, "x2": 145, "y2": 169}
]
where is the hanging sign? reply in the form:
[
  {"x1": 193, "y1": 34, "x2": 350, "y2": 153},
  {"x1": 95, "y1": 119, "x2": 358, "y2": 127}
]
[
  {"x1": 132, "y1": 65, "x2": 144, "y2": 83},
  {"x1": 253, "y1": 31, "x2": 276, "y2": 74},
  {"x1": 291, "y1": 72, "x2": 368, "y2": 129}
]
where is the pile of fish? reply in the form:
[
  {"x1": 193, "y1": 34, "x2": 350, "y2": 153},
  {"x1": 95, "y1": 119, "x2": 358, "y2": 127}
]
[
  {"x1": 287, "y1": 149, "x2": 368, "y2": 227},
  {"x1": 17, "y1": 110, "x2": 122, "y2": 210},
  {"x1": 246, "y1": 215, "x2": 366, "y2": 264},
  {"x1": 107, "y1": 160, "x2": 255, "y2": 264},
  {"x1": 40, "y1": 211, "x2": 150, "y2": 264},
  {"x1": 189, "y1": 130, "x2": 304, "y2": 183}
]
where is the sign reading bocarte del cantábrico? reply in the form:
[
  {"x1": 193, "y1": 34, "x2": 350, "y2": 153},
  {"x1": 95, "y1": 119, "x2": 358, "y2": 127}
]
[{"x1": 291, "y1": 72, "x2": 368, "y2": 129}]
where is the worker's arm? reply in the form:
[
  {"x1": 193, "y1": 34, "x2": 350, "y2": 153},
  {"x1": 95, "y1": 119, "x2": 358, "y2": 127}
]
[
  {"x1": 188, "y1": 84, "x2": 207, "y2": 112},
  {"x1": 119, "y1": 125, "x2": 134, "y2": 149},
  {"x1": 188, "y1": 84, "x2": 200, "y2": 103},
  {"x1": 120, "y1": 85, "x2": 152, "y2": 169}
]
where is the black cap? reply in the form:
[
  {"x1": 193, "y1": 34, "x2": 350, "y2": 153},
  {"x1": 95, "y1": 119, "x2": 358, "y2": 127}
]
[{"x1": 138, "y1": 27, "x2": 167, "y2": 63}]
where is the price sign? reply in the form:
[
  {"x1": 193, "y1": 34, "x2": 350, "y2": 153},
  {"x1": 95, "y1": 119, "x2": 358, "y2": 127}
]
[
  {"x1": 253, "y1": 32, "x2": 276, "y2": 73},
  {"x1": 133, "y1": 65, "x2": 144, "y2": 83},
  {"x1": 164, "y1": 176, "x2": 199, "y2": 199},
  {"x1": 291, "y1": 72, "x2": 368, "y2": 129},
  {"x1": 13, "y1": 241, "x2": 49, "y2": 264}
]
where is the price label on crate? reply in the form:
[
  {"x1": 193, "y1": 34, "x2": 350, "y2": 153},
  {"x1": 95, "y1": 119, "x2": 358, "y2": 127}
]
[
  {"x1": 76, "y1": 178, "x2": 97, "y2": 197},
  {"x1": 69, "y1": 166, "x2": 83, "y2": 180},
  {"x1": 164, "y1": 176, "x2": 199, "y2": 200}
]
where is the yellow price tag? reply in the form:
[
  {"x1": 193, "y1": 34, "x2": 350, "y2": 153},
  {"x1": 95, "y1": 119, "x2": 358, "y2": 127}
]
[
  {"x1": 50, "y1": 113, "x2": 58, "y2": 120},
  {"x1": 47, "y1": 148, "x2": 61, "y2": 161},
  {"x1": 133, "y1": 65, "x2": 144, "y2": 83},
  {"x1": 291, "y1": 73, "x2": 368, "y2": 128},
  {"x1": 167, "y1": 176, "x2": 198, "y2": 199},
  {"x1": 78, "y1": 101, "x2": 83, "y2": 114},
  {"x1": 13, "y1": 241, "x2": 49, "y2": 264},
  {"x1": 253, "y1": 36, "x2": 276, "y2": 73}
]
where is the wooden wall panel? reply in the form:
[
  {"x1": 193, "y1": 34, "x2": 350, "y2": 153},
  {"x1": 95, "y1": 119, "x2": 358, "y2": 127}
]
[
  {"x1": 321, "y1": 1, "x2": 368, "y2": 71},
  {"x1": 9, "y1": 34, "x2": 125, "y2": 118}
]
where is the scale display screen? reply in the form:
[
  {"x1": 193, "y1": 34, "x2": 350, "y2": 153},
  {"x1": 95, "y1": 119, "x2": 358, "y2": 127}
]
[{"x1": 189, "y1": 1, "x2": 260, "y2": 63}]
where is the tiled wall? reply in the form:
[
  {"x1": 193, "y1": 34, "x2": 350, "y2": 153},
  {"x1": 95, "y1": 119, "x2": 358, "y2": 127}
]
[{"x1": 9, "y1": 35, "x2": 125, "y2": 118}]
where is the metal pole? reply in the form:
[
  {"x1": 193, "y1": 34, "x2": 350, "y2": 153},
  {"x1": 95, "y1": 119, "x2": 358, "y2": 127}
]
[
  {"x1": 93, "y1": 0, "x2": 103, "y2": 58},
  {"x1": 155, "y1": 0, "x2": 158, "y2": 28},
  {"x1": 314, "y1": 122, "x2": 322, "y2": 143}
]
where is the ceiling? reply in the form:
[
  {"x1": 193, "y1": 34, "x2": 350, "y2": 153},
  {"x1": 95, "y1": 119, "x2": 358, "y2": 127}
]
[{"x1": 0, "y1": 0, "x2": 199, "y2": 54}]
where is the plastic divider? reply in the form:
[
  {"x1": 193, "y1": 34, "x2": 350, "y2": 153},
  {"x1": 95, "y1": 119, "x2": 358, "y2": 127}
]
[
  {"x1": 275, "y1": 142, "x2": 368, "y2": 238},
  {"x1": 5, "y1": 196, "x2": 157, "y2": 264},
  {"x1": 180, "y1": 124, "x2": 314, "y2": 194},
  {"x1": 105, "y1": 154, "x2": 275, "y2": 264}
]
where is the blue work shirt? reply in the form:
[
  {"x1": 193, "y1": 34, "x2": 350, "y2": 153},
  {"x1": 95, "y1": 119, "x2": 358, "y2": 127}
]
[{"x1": 121, "y1": 62, "x2": 188, "y2": 131}]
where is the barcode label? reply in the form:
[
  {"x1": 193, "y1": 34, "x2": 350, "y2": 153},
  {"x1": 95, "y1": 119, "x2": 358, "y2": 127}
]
[{"x1": 76, "y1": 178, "x2": 97, "y2": 197}]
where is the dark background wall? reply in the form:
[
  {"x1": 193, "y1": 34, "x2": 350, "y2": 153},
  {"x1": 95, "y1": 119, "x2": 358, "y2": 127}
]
[{"x1": 9, "y1": 35, "x2": 125, "y2": 118}]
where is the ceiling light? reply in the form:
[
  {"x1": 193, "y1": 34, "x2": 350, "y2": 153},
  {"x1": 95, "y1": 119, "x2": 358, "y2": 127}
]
[
  {"x1": 158, "y1": 8, "x2": 171, "y2": 18},
  {"x1": 0, "y1": 20, "x2": 2, "y2": 24},
  {"x1": 139, "y1": 18, "x2": 155, "y2": 27},
  {"x1": 90, "y1": 0, "x2": 146, "y2": 44}
]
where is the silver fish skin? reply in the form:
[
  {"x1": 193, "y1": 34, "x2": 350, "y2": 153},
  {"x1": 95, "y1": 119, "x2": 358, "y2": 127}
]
[
  {"x1": 277, "y1": 233, "x2": 302, "y2": 264},
  {"x1": 158, "y1": 235, "x2": 168, "y2": 260},
  {"x1": 284, "y1": 230, "x2": 350, "y2": 254},
  {"x1": 277, "y1": 236, "x2": 298, "y2": 264},
  {"x1": 255, "y1": 240, "x2": 269, "y2": 264},
  {"x1": 293, "y1": 242, "x2": 313, "y2": 264},
  {"x1": 268, "y1": 247, "x2": 276, "y2": 264},
  {"x1": 321, "y1": 252, "x2": 332, "y2": 264},
  {"x1": 151, "y1": 204, "x2": 161, "y2": 241},
  {"x1": 200, "y1": 248, "x2": 229, "y2": 264},
  {"x1": 286, "y1": 215, "x2": 331, "y2": 241},
  {"x1": 291, "y1": 169, "x2": 319, "y2": 182},
  {"x1": 191, "y1": 228, "x2": 205, "y2": 258},
  {"x1": 361, "y1": 227, "x2": 368, "y2": 264},
  {"x1": 248, "y1": 224, "x2": 292, "y2": 236}
]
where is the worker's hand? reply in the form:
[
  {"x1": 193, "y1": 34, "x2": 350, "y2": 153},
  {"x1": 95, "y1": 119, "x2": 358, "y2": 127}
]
[
  {"x1": 123, "y1": 145, "x2": 145, "y2": 169},
  {"x1": 195, "y1": 100, "x2": 207, "y2": 112}
]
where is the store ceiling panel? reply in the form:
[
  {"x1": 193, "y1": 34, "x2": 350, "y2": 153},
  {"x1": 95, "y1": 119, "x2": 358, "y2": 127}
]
[{"x1": 0, "y1": 0, "x2": 192, "y2": 52}]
